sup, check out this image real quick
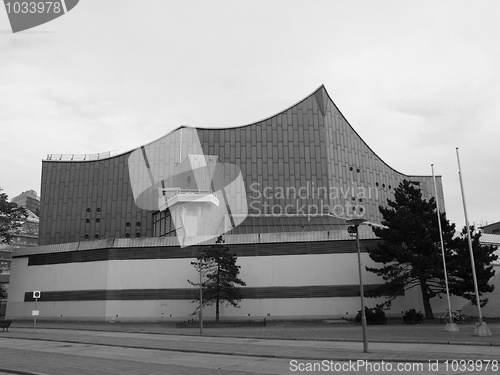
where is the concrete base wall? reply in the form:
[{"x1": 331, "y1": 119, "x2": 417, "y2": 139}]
[
  {"x1": 6, "y1": 250, "x2": 418, "y2": 321},
  {"x1": 7, "y1": 244, "x2": 483, "y2": 321}
]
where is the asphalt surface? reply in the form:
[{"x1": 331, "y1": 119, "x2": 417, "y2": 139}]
[{"x1": 0, "y1": 320, "x2": 498, "y2": 374}]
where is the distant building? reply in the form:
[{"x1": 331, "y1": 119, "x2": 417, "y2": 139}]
[
  {"x1": 5, "y1": 209, "x2": 39, "y2": 249},
  {"x1": 481, "y1": 221, "x2": 500, "y2": 235},
  {"x1": 0, "y1": 251, "x2": 9, "y2": 314},
  {"x1": 11, "y1": 190, "x2": 40, "y2": 217},
  {"x1": 0, "y1": 192, "x2": 39, "y2": 315},
  {"x1": 0, "y1": 251, "x2": 11, "y2": 271}
]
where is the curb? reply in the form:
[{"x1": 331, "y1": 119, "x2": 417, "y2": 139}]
[{"x1": 0, "y1": 368, "x2": 48, "y2": 375}]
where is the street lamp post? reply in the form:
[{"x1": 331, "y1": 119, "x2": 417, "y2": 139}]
[
  {"x1": 347, "y1": 218, "x2": 368, "y2": 353},
  {"x1": 197, "y1": 259, "x2": 204, "y2": 335}
]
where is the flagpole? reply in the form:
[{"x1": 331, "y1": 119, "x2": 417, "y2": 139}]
[
  {"x1": 431, "y1": 164, "x2": 458, "y2": 332},
  {"x1": 455, "y1": 148, "x2": 491, "y2": 336}
]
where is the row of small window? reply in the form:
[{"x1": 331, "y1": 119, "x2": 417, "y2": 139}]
[
  {"x1": 348, "y1": 166, "x2": 394, "y2": 189},
  {"x1": 84, "y1": 219, "x2": 142, "y2": 226},
  {"x1": 84, "y1": 232, "x2": 142, "y2": 240},
  {"x1": 86, "y1": 209, "x2": 147, "y2": 224}
]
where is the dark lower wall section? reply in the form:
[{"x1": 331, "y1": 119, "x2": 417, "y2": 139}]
[
  {"x1": 24, "y1": 284, "x2": 384, "y2": 302},
  {"x1": 23, "y1": 239, "x2": 380, "y2": 266}
]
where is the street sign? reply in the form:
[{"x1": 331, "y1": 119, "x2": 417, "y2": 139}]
[
  {"x1": 32, "y1": 310, "x2": 39, "y2": 316},
  {"x1": 33, "y1": 291, "x2": 41, "y2": 299}
]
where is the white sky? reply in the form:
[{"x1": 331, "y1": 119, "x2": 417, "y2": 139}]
[{"x1": 0, "y1": 0, "x2": 499, "y2": 229}]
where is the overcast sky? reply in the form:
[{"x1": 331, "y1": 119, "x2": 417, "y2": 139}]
[{"x1": 1, "y1": 0, "x2": 498, "y2": 230}]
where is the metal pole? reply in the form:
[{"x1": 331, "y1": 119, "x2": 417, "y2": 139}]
[
  {"x1": 34, "y1": 297, "x2": 37, "y2": 334},
  {"x1": 431, "y1": 164, "x2": 458, "y2": 332},
  {"x1": 455, "y1": 148, "x2": 491, "y2": 336},
  {"x1": 199, "y1": 260, "x2": 203, "y2": 335},
  {"x1": 355, "y1": 225, "x2": 368, "y2": 353}
]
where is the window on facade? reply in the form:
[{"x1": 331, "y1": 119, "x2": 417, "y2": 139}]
[{"x1": 153, "y1": 209, "x2": 176, "y2": 237}]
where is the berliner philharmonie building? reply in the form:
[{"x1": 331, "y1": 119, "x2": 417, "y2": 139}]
[{"x1": 7, "y1": 85, "x2": 448, "y2": 321}]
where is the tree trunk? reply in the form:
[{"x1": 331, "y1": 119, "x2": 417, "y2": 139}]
[{"x1": 419, "y1": 281, "x2": 435, "y2": 319}]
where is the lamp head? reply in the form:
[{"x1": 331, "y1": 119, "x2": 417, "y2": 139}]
[
  {"x1": 347, "y1": 226, "x2": 358, "y2": 237},
  {"x1": 346, "y1": 218, "x2": 367, "y2": 226}
]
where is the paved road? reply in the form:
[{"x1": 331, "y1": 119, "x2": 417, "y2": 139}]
[{"x1": 0, "y1": 327, "x2": 499, "y2": 375}]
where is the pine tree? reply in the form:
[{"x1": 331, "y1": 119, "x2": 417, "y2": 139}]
[
  {"x1": 447, "y1": 226, "x2": 497, "y2": 307},
  {"x1": 188, "y1": 235, "x2": 246, "y2": 322},
  {"x1": 367, "y1": 180, "x2": 456, "y2": 319}
]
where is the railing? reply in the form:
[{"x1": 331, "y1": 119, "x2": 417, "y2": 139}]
[
  {"x1": 45, "y1": 151, "x2": 114, "y2": 161},
  {"x1": 159, "y1": 188, "x2": 215, "y2": 199},
  {"x1": 158, "y1": 188, "x2": 219, "y2": 210},
  {"x1": 161, "y1": 188, "x2": 214, "y2": 194}
]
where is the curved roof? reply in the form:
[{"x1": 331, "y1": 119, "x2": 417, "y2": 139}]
[{"x1": 43, "y1": 85, "x2": 435, "y2": 180}]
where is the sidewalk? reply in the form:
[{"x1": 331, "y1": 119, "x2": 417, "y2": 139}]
[
  {"x1": 3, "y1": 320, "x2": 500, "y2": 363},
  {"x1": 8, "y1": 319, "x2": 500, "y2": 345}
]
